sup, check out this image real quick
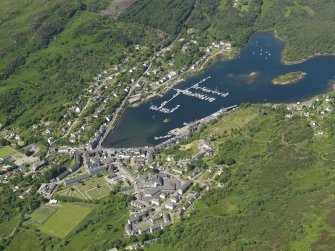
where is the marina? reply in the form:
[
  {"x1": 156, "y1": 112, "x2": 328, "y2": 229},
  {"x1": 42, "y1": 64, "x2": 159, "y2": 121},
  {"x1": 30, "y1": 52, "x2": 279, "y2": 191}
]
[
  {"x1": 149, "y1": 75, "x2": 229, "y2": 114},
  {"x1": 102, "y1": 32, "x2": 335, "y2": 148}
]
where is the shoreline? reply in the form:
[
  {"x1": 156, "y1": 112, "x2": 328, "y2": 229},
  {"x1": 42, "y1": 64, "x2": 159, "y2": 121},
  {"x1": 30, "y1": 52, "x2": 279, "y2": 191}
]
[
  {"x1": 271, "y1": 29, "x2": 335, "y2": 65},
  {"x1": 272, "y1": 71, "x2": 307, "y2": 85},
  {"x1": 101, "y1": 31, "x2": 335, "y2": 147}
]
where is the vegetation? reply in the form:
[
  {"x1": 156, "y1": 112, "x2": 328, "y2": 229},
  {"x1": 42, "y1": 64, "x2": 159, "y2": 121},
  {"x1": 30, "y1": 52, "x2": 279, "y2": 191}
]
[
  {"x1": 37, "y1": 203, "x2": 93, "y2": 239},
  {"x1": 146, "y1": 105, "x2": 335, "y2": 250},
  {"x1": 272, "y1": 71, "x2": 307, "y2": 85},
  {"x1": 0, "y1": 146, "x2": 16, "y2": 158},
  {"x1": 0, "y1": 0, "x2": 335, "y2": 143}
]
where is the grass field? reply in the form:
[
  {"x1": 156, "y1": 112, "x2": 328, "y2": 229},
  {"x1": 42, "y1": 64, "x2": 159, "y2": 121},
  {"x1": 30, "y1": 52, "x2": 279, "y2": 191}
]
[
  {"x1": 29, "y1": 205, "x2": 58, "y2": 225},
  {"x1": 0, "y1": 216, "x2": 18, "y2": 237},
  {"x1": 38, "y1": 203, "x2": 94, "y2": 238},
  {"x1": 0, "y1": 146, "x2": 16, "y2": 158},
  {"x1": 5, "y1": 228, "x2": 44, "y2": 251}
]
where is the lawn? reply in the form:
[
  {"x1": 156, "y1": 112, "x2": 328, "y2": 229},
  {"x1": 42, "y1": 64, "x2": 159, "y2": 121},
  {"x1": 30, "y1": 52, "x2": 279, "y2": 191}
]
[
  {"x1": 0, "y1": 146, "x2": 16, "y2": 158},
  {"x1": 56, "y1": 177, "x2": 111, "y2": 200},
  {"x1": 85, "y1": 184, "x2": 112, "y2": 200},
  {"x1": 29, "y1": 205, "x2": 58, "y2": 225},
  {"x1": 38, "y1": 203, "x2": 94, "y2": 238}
]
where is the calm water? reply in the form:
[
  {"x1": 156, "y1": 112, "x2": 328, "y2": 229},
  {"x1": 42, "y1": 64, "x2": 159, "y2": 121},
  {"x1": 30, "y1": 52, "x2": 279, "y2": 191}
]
[{"x1": 103, "y1": 32, "x2": 335, "y2": 148}]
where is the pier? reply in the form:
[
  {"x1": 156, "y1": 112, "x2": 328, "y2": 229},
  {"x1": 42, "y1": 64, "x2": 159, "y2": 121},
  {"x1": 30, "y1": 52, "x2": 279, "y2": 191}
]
[
  {"x1": 149, "y1": 75, "x2": 230, "y2": 114},
  {"x1": 173, "y1": 88, "x2": 216, "y2": 102},
  {"x1": 191, "y1": 84, "x2": 229, "y2": 97}
]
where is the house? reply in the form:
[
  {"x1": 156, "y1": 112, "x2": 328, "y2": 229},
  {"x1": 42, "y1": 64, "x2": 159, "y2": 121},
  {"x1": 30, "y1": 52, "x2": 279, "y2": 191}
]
[
  {"x1": 143, "y1": 188, "x2": 161, "y2": 198},
  {"x1": 178, "y1": 181, "x2": 192, "y2": 195},
  {"x1": 171, "y1": 195, "x2": 181, "y2": 204},
  {"x1": 15, "y1": 183, "x2": 23, "y2": 190},
  {"x1": 64, "y1": 173, "x2": 91, "y2": 186},
  {"x1": 150, "y1": 214, "x2": 162, "y2": 224},
  {"x1": 160, "y1": 192, "x2": 168, "y2": 200},
  {"x1": 38, "y1": 183, "x2": 57, "y2": 197},
  {"x1": 150, "y1": 224, "x2": 161, "y2": 233},
  {"x1": 163, "y1": 212, "x2": 171, "y2": 223},
  {"x1": 131, "y1": 200, "x2": 146, "y2": 209},
  {"x1": 172, "y1": 167, "x2": 183, "y2": 175},
  {"x1": 151, "y1": 198, "x2": 161, "y2": 206},
  {"x1": 161, "y1": 222, "x2": 173, "y2": 229},
  {"x1": 31, "y1": 160, "x2": 47, "y2": 172},
  {"x1": 57, "y1": 170, "x2": 71, "y2": 181},
  {"x1": 128, "y1": 97, "x2": 141, "y2": 105},
  {"x1": 138, "y1": 227, "x2": 150, "y2": 235},
  {"x1": 19, "y1": 188, "x2": 32, "y2": 199},
  {"x1": 88, "y1": 166, "x2": 107, "y2": 176},
  {"x1": 165, "y1": 203, "x2": 175, "y2": 210},
  {"x1": 125, "y1": 224, "x2": 133, "y2": 235}
]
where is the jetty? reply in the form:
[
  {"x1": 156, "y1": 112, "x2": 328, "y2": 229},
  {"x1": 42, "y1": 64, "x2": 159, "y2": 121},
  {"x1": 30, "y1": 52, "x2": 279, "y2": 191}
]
[
  {"x1": 173, "y1": 88, "x2": 216, "y2": 102},
  {"x1": 149, "y1": 75, "x2": 230, "y2": 113},
  {"x1": 191, "y1": 84, "x2": 229, "y2": 97}
]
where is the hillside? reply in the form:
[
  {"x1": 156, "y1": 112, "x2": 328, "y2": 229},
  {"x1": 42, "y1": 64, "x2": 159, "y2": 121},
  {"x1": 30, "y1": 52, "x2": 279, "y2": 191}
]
[
  {"x1": 0, "y1": 1, "x2": 335, "y2": 250},
  {"x1": 145, "y1": 103, "x2": 335, "y2": 250},
  {"x1": 0, "y1": 0, "x2": 334, "y2": 143}
]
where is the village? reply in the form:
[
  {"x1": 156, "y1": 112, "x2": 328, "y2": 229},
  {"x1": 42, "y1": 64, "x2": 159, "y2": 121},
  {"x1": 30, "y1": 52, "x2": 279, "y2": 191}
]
[
  {"x1": 1, "y1": 89, "x2": 335, "y2": 238},
  {"x1": 1, "y1": 28, "x2": 335, "y2": 238}
]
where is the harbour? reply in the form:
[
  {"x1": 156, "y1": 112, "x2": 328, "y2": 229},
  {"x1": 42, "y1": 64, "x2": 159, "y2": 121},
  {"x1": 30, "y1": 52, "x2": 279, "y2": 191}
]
[{"x1": 102, "y1": 32, "x2": 335, "y2": 148}]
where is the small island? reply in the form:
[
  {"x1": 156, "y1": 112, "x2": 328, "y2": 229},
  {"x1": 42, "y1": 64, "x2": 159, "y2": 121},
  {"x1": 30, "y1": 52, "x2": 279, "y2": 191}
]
[
  {"x1": 163, "y1": 118, "x2": 170, "y2": 123},
  {"x1": 272, "y1": 71, "x2": 306, "y2": 85}
]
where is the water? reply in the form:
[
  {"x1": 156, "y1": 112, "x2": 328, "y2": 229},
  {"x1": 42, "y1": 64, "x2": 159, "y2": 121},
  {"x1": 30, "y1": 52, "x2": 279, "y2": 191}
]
[{"x1": 103, "y1": 32, "x2": 335, "y2": 148}]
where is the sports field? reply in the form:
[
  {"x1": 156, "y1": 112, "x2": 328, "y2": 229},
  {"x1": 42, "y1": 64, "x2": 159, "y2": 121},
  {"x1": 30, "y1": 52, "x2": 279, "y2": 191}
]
[
  {"x1": 29, "y1": 205, "x2": 58, "y2": 225},
  {"x1": 38, "y1": 203, "x2": 94, "y2": 238},
  {"x1": 0, "y1": 146, "x2": 16, "y2": 158}
]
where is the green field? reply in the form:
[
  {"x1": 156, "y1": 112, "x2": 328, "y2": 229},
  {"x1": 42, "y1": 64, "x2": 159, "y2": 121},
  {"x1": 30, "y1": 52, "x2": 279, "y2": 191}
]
[
  {"x1": 0, "y1": 146, "x2": 16, "y2": 158},
  {"x1": 29, "y1": 205, "x2": 58, "y2": 225},
  {"x1": 5, "y1": 229, "x2": 45, "y2": 251},
  {"x1": 38, "y1": 203, "x2": 94, "y2": 238}
]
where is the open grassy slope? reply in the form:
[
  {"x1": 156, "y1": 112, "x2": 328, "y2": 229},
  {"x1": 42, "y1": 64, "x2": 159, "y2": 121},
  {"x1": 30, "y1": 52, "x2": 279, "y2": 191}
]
[{"x1": 145, "y1": 105, "x2": 335, "y2": 250}]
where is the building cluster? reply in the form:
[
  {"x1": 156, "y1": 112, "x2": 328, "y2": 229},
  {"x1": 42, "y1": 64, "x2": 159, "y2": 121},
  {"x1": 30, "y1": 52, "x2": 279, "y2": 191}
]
[
  {"x1": 124, "y1": 168, "x2": 198, "y2": 236},
  {"x1": 104, "y1": 147, "x2": 154, "y2": 168},
  {"x1": 125, "y1": 206, "x2": 173, "y2": 236},
  {"x1": 88, "y1": 125, "x2": 107, "y2": 150},
  {"x1": 285, "y1": 95, "x2": 335, "y2": 136},
  {"x1": 56, "y1": 152, "x2": 82, "y2": 182},
  {"x1": 38, "y1": 183, "x2": 57, "y2": 198}
]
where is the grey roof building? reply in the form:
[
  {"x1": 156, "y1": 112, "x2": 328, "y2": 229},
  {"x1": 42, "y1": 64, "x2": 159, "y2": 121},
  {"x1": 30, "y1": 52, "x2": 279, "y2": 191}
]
[{"x1": 178, "y1": 181, "x2": 192, "y2": 195}]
